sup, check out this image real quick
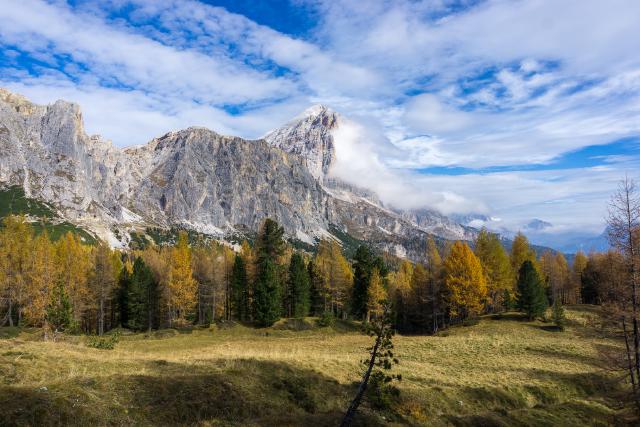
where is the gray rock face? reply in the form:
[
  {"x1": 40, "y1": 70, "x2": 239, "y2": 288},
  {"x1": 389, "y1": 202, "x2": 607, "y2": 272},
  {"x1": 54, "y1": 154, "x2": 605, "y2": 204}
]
[
  {"x1": 129, "y1": 128, "x2": 329, "y2": 237},
  {"x1": 0, "y1": 88, "x2": 475, "y2": 260},
  {"x1": 264, "y1": 105, "x2": 338, "y2": 182},
  {"x1": 0, "y1": 88, "x2": 137, "y2": 239}
]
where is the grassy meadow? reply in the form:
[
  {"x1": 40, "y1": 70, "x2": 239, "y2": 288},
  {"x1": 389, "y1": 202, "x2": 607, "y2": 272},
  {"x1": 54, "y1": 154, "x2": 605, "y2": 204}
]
[{"x1": 0, "y1": 306, "x2": 632, "y2": 426}]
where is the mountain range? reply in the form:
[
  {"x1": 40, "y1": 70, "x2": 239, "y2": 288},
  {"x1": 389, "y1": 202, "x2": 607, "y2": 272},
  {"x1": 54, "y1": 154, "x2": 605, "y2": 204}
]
[{"x1": 0, "y1": 87, "x2": 552, "y2": 261}]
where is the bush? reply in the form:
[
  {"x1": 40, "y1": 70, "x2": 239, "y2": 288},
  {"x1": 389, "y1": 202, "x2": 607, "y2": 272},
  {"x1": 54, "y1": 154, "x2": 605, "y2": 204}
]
[
  {"x1": 317, "y1": 312, "x2": 336, "y2": 327},
  {"x1": 366, "y1": 370, "x2": 401, "y2": 410},
  {"x1": 552, "y1": 300, "x2": 566, "y2": 331},
  {"x1": 86, "y1": 332, "x2": 120, "y2": 350},
  {"x1": 462, "y1": 317, "x2": 480, "y2": 327}
]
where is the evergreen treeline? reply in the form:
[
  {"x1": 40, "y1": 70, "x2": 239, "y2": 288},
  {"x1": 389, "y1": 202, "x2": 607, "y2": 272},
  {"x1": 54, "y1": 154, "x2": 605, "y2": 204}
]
[{"x1": 0, "y1": 214, "x2": 602, "y2": 335}]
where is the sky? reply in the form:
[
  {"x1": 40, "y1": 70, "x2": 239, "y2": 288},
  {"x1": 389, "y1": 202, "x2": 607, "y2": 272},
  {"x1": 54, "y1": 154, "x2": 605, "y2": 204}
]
[{"x1": 1, "y1": 0, "x2": 640, "y2": 248}]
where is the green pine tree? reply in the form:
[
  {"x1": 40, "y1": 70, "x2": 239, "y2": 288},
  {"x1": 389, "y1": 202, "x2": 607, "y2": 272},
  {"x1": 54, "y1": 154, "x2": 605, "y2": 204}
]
[
  {"x1": 254, "y1": 259, "x2": 281, "y2": 326},
  {"x1": 117, "y1": 266, "x2": 131, "y2": 328},
  {"x1": 127, "y1": 257, "x2": 156, "y2": 331},
  {"x1": 551, "y1": 299, "x2": 566, "y2": 331},
  {"x1": 516, "y1": 260, "x2": 548, "y2": 320},
  {"x1": 231, "y1": 254, "x2": 249, "y2": 322},
  {"x1": 46, "y1": 283, "x2": 75, "y2": 333},
  {"x1": 352, "y1": 245, "x2": 375, "y2": 319},
  {"x1": 253, "y1": 219, "x2": 285, "y2": 326},
  {"x1": 289, "y1": 253, "x2": 310, "y2": 318}
]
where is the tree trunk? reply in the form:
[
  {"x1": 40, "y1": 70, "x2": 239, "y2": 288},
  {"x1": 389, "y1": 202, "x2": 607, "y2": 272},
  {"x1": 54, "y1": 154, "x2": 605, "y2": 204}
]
[
  {"x1": 99, "y1": 294, "x2": 105, "y2": 336},
  {"x1": 340, "y1": 328, "x2": 383, "y2": 427},
  {"x1": 623, "y1": 317, "x2": 640, "y2": 411},
  {"x1": 8, "y1": 299, "x2": 13, "y2": 327}
]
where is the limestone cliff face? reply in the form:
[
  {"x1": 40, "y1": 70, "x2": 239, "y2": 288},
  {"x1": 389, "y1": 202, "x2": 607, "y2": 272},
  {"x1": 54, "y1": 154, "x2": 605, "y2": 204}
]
[
  {"x1": 264, "y1": 105, "x2": 338, "y2": 183},
  {"x1": 0, "y1": 88, "x2": 476, "y2": 259},
  {"x1": 0, "y1": 88, "x2": 137, "y2": 239},
  {"x1": 128, "y1": 128, "x2": 330, "y2": 237}
]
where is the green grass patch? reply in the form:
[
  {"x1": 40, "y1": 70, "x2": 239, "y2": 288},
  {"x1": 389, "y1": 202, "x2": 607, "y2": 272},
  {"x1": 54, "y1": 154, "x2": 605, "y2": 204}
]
[{"x1": 0, "y1": 186, "x2": 96, "y2": 244}]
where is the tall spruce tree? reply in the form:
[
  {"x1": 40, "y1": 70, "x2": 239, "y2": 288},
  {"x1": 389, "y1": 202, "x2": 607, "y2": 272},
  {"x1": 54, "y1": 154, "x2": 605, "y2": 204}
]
[
  {"x1": 308, "y1": 258, "x2": 324, "y2": 316},
  {"x1": 516, "y1": 260, "x2": 547, "y2": 320},
  {"x1": 352, "y1": 245, "x2": 375, "y2": 320},
  {"x1": 254, "y1": 259, "x2": 281, "y2": 326},
  {"x1": 231, "y1": 254, "x2": 249, "y2": 322},
  {"x1": 253, "y1": 219, "x2": 285, "y2": 326},
  {"x1": 117, "y1": 266, "x2": 131, "y2": 328},
  {"x1": 288, "y1": 253, "x2": 310, "y2": 318},
  {"x1": 46, "y1": 282, "x2": 75, "y2": 333},
  {"x1": 128, "y1": 257, "x2": 157, "y2": 331}
]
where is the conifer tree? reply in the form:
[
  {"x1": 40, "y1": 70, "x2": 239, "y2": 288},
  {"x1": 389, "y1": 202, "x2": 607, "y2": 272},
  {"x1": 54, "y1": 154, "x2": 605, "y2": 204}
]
[
  {"x1": 407, "y1": 263, "x2": 427, "y2": 330},
  {"x1": 425, "y1": 237, "x2": 444, "y2": 331},
  {"x1": 552, "y1": 299, "x2": 566, "y2": 331},
  {"x1": 581, "y1": 258, "x2": 601, "y2": 304},
  {"x1": 352, "y1": 245, "x2": 376, "y2": 320},
  {"x1": 46, "y1": 282, "x2": 75, "y2": 334},
  {"x1": 168, "y1": 231, "x2": 197, "y2": 325},
  {"x1": 571, "y1": 251, "x2": 588, "y2": 303},
  {"x1": 231, "y1": 254, "x2": 249, "y2": 321},
  {"x1": 510, "y1": 232, "x2": 537, "y2": 279},
  {"x1": 117, "y1": 262, "x2": 132, "y2": 328},
  {"x1": 128, "y1": 257, "x2": 157, "y2": 331},
  {"x1": 288, "y1": 252, "x2": 310, "y2": 318},
  {"x1": 308, "y1": 257, "x2": 324, "y2": 316},
  {"x1": 0, "y1": 215, "x2": 32, "y2": 326},
  {"x1": 390, "y1": 260, "x2": 412, "y2": 331},
  {"x1": 443, "y1": 241, "x2": 487, "y2": 320},
  {"x1": 312, "y1": 240, "x2": 353, "y2": 317},
  {"x1": 23, "y1": 230, "x2": 57, "y2": 327},
  {"x1": 254, "y1": 258, "x2": 281, "y2": 326},
  {"x1": 474, "y1": 228, "x2": 513, "y2": 312},
  {"x1": 55, "y1": 232, "x2": 91, "y2": 327},
  {"x1": 516, "y1": 260, "x2": 547, "y2": 320},
  {"x1": 253, "y1": 219, "x2": 285, "y2": 326},
  {"x1": 366, "y1": 268, "x2": 387, "y2": 322},
  {"x1": 91, "y1": 244, "x2": 117, "y2": 335}
]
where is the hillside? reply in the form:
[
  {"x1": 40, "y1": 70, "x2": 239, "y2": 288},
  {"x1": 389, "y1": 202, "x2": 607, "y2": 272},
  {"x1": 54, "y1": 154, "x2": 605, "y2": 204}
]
[
  {"x1": 0, "y1": 185, "x2": 96, "y2": 243},
  {"x1": 0, "y1": 307, "x2": 628, "y2": 426}
]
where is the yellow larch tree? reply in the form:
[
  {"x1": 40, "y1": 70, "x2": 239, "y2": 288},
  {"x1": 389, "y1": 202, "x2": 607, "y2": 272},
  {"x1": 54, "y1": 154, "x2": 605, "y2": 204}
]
[
  {"x1": 444, "y1": 241, "x2": 488, "y2": 320},
  {"x1": 0, "y1": 215, "x2": 33, "y2": 326},
  {"x1": 366, "y1": 267, "x2": 387, "y2": 322},
  {"x1": 474, "y1": 228, "x2": 513, "y2": 311},
  {"x1": 168, "y1": 231, "x2": 197, "y2": 325},
  {"x1": 23, "y1": 231, "x2": 58, "y2": 327},
  {"x1": 312, "y1": 239, "x2": 353, "y2": 317},
  {"x1": 571, "y1": 251, "x2": 588, "y2": 303},
  {"x1": 55, "y1": 232, "x2": 91, "y2": 325},
  {"x1": 390, "y1": 260, "x2": 413, "y2": 329},
  {"x1": 510, "y1": 232, "x2": 538, "y2": 277}
]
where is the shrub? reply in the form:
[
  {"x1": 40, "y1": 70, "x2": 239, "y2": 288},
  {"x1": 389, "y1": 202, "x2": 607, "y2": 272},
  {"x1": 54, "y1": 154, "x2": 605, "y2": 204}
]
[
  {"x1": 317, "y1": 312, "x2": 336, "y2": 327},
  {"x1": 367, "y1": 370, "x2": 401, "y2": 410},
  {"x1": 87, "y1": 332, "x2": 120, "y2": 350},
  {"x1": 462, "y1": 317, "x2": 480, "y2": 327},
  {"x1": 551, "y1": 300, "x2": 566, "y2": 331}
]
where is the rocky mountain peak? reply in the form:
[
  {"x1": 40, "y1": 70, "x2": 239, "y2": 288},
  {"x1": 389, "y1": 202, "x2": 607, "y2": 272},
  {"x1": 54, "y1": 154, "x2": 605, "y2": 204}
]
[{"x1": 264, "y1": 104, "x2": 340, "y2": 182}]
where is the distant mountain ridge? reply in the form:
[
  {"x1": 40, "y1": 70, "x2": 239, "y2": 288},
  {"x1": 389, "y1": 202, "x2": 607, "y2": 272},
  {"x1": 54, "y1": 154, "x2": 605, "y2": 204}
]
[{"x1": 0, "y1": 87, "x2": 533, "y2": 261}]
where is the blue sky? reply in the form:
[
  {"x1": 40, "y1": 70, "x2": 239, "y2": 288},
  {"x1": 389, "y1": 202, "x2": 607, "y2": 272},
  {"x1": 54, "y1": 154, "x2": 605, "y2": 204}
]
[{"x1": 1, "y1": 0, "x2": 639, "y2": 246}]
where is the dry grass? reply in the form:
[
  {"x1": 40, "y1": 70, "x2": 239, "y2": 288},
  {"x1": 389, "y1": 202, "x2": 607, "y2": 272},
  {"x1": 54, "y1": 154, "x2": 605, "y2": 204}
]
[{"x1": 0, "y1": 307, "x2": 632, "y2": 426}]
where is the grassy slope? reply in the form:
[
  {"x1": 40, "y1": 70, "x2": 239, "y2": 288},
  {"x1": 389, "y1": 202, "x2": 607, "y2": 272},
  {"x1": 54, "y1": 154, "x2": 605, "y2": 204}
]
[
  {"x1": 0, "y1": 307, "x2": 630, "y2": 426},
  {"x1": 0, "y1": 186, "x2": 96, "y2": 243}
]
